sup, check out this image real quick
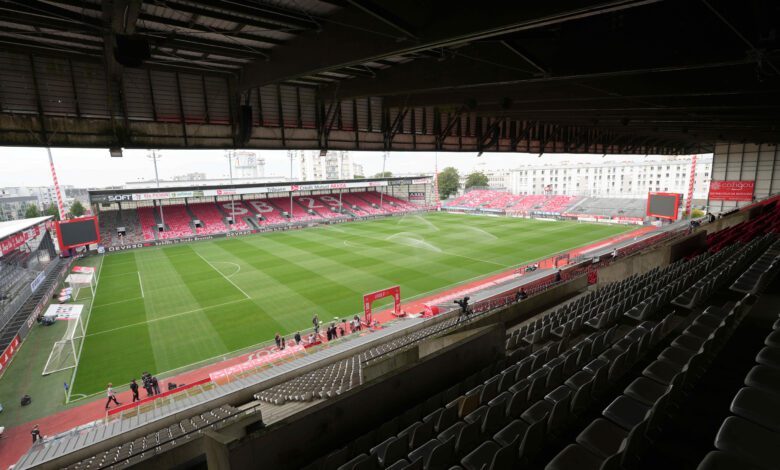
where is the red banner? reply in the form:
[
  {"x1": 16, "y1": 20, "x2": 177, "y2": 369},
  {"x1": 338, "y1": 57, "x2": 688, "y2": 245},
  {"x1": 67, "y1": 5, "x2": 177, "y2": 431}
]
[
  {"x1": 0, "y1": 224, "x2": 41, "y2": 256},
  {"x1": 708, "y1": 180, "x2": 755, "y2": 202},
  {"x1": 363, "y1": 285, "x2": 401, "y2": 325},
  {"x1": 0, "y1": 335, "x2": 21, "y2": 376}
]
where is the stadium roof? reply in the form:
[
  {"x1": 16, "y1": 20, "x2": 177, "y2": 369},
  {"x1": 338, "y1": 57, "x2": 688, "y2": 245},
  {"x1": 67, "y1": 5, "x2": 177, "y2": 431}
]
[
  {"x1": 0, "y1": 1, "x2": 778, "y2": 153},
  {"x1": 0, "y1": 216, "x2": 52, "y2": 241}
]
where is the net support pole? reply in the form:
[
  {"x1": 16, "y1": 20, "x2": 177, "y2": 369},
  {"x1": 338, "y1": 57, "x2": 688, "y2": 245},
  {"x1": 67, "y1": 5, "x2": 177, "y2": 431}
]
[{"x1": 46, "y1": 148, "x2": 67, "y2": 220}]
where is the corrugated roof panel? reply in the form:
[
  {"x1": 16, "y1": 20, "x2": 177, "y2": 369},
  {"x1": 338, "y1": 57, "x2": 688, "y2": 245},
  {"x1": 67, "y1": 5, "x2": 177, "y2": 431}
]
[
  {"x1": 149, "y1": 70, "x2": 181, "y2": 122},
  {"x1": 179, "y1": 73, "x2": 207, "y2": 123},
  {"x1": 71, "y1": 61, "x2": 109, "y2": 118},
  {"x1": 204, "y1": 75, "x2": 230, "y2": 124},
  {"x1": 33, "y1": 56, "x2": 77, "y2": 117},
  {"x1": 123, "y1": 68, "x2": 155, "y2": 121},
  {"x1": 413, "y1": 108, "x2": 424, "y2": 134},
  {"x1": 370, "y1": 97, "x2": 382, "y2": 132},
  {"x1": 355, "y1": 97, "x2": 369, "y2": 131},
  {"x1": 279, "y1": 84, "x2": 298, "y2": 127},
  {"x1": 0, "y1": 51, "x2": 36, "y2": 114},
  {"x1": 299, "y1": 87, "x2": 316, "y2": 128},
  {"x1": 259, "y1": 85, "x2": 279, "y2": 126},
  {"x1": 340, "y1": 100, "x2": 354, "y2": 130}
]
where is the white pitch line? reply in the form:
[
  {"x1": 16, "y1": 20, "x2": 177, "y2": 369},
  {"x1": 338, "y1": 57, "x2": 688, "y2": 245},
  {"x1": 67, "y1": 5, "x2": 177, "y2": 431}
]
[
  {"x1": 67, "y1": 254, "x2": 104, "y2": 402},
  {"x1": 193, "y1": 250, "x2": 251, "y2": 299},
  {"x1": 137, "y1": 271, "x2": 144, "y2": 298},
  {"x1": 92, "y1": 296, "x2": 144, "y2": 309},
  {"x1": 86, "y1": 298, "x2": 250, "y2": 337}
]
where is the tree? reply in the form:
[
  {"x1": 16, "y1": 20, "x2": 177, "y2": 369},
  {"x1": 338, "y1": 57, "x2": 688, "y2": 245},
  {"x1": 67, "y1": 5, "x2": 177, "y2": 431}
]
[
  {"x1": 70, "y1": 200, "x2": 85, "y2": 217},
  {"x1": 374, "y1": 171, "x2": 393, "y2": 178},
  {"x1": 465, "y1": 172, "x2": 489, "y2": 189},
  {"x1": 44, "y1": 204, "x2": 60, "y2": 221},
  {"x1": 24, "y1": 204, "x2": 40, "y2": 218},
  {"x1": 438, "y1": 167, "x2": 460, "y2": 199},
  {"x1": 353, "y1": 175, "x2": 365, "y2": 179}
]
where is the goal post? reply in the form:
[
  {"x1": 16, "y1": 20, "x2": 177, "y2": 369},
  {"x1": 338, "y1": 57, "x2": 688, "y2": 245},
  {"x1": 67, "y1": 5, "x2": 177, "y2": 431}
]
[
  {"x1": 42, "y1": 305, "x2": 85, "y2": 375},
  {"x1": 66, "y1": 273, "x2": 96, "y2": 301}
]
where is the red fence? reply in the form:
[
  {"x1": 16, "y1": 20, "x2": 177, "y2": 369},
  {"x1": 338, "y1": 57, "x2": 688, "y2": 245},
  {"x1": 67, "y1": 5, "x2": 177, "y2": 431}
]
[{"x1": 106, "y1": 377, "x2": 212, "y2": 416}]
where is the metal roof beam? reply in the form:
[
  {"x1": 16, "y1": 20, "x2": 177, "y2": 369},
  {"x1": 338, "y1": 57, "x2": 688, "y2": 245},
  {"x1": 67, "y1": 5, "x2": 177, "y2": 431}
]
[{"x1": 239, "y1": 0, "x2": 663, "y2": 89}]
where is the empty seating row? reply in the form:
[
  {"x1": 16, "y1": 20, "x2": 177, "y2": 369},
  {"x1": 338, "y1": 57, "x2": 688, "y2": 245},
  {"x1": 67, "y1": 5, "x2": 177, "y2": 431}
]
[
  {"x1": 63, "y1": 405, "x2": 246, "y2": 470},
  {"x1": 698, "y1": 309, "x2": 780, "y2": 470},
  {"x1": 547, "y1": 298, "x2": 753, "y2": 469}
]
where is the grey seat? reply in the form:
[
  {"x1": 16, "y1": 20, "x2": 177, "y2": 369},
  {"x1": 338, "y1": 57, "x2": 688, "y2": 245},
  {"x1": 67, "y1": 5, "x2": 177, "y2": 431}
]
[
  {"x1": 729, "y1": 387, "x2": 780, "y2": 432},
  {"x1": 493, "y1": 419, "x2": 529, "y2": 447},
  {"x1": 338, "y1": 454, "x2": 375, "y2": 470},
  {"x1": 642, "y1": 359, "x2": 684, "y2": 386},
  {"x1": 755, "y1": 347, "x2": 780, "y2": 370},
  {"x1": 565, "y1": 370, "x2": 594, "y2": 413},
  {"x1": 506, "y1": 383, "x2": 530, "y2": 418},
  {"x1": 714, "y1": 416, "x2": 780, "y2": 470},
  {"x1": 744, "y1": 365, "x2": 780, "y2": 395},
  {"x1": 371, "y1": 436, "x2": 407, "y2": 468},
  {"x1": 696, "y1": 451, "x2": 762, "y2": 470},
  {"x1": 764, "y1": 329, "x2": 780, "y2": 348},
  {"x1": 520, "y1": 403, "x2": 549, "y2": 457},
  {"x1": 584, "y1": 358, "x2": 610, "y2": 396},
  {"x1": 544, "y1": 444, "x2": 621, "y2": 470},
  {"x1": 460, "y1": 441, "x2": 499, "y2": 470},
  {"x1": 623, "y1": 377, "x2": 669, "y2": 407},
  {"x1": 602, "y1": 396, "x2": 651, "y2": 431},
  {"x1": 576, "y1": 418, "x2": 628, "y2": 459},
  {"x1": 543, "y1": 385, "x2": 573, "y2": 433}
]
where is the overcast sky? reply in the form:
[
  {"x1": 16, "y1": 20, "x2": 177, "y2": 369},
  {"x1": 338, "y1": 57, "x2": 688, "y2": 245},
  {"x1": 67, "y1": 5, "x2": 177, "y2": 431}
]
[{"x1": 0, "y1": 147, "x2": 705, "y2": 189}]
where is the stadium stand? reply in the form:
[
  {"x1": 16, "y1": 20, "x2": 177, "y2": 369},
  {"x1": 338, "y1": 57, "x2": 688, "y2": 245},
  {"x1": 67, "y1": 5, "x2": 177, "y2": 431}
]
[
  {"x1": 359, "y1": 191, "x2": 402, "y2": 213},
  {"x1": 189, "y1": 202, "x2": 229, "y2": 235},
  {"x1": 342, "y1": 193, "x2": 384, "y2": 215},
  {"x1": 218, "y1": 202, "x2": 252, "y2": 230},
  {"x1": 243, "y1": 198, "x2": 288, "y2": 226},
  {"x1": 483, "y1": 193, "x2": 525, "y2": 210},
  {"x1": 566, "y1": 198, "x2": 648, "y2": 219},
  {"x1": 97, "y1": 192, "x2": 425, "y2": 247},
  {"x1": 508, "y1": 194, "x2": 548, "y2": 212},
  {"x1": 294, "y1": 196, "x2": 344, "y2": 220},
  {"x1": 448, "y1": 190, "x2": 502, "y2": 208},
  {"x1": 540, "y1": 196, "x2": 579, "y2": 213}
]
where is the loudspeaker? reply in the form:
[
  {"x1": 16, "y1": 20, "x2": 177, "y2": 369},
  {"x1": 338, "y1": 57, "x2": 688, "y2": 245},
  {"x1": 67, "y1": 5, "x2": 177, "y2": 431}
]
[
  {"x1": 114, "y1": 34, "x2": 151, "y2": 67},
  {"x1": 21, "y1": 394, "x2": 31, "y2": 406},
  {"x1": 238, "y1": 105, "x2": 252, "y2": 145}
]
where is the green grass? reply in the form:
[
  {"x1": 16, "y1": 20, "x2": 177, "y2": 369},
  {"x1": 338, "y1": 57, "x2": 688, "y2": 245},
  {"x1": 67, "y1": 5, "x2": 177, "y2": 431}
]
[{"x1": 69, "y1": 213, "x2": 633, "y2": 396}]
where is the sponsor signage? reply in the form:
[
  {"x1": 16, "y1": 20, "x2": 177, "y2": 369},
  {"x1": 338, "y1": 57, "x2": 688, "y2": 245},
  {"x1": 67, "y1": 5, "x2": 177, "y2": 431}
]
[
  {"x1": 0, "y1": 335, "x2": 21, "y2": 377},
  {"x1": 0, "y1": 223, "x2": 42, "y2": 256},
  {"x1": 408, "y1": 191, "x2": 426, "y2": 201},
  {"x1": 708, "y1": 180, "x2": 755, "y2": 202},
  {"x1": 30, "y1": 270, "x2": 46, "y2": 292},
  {"x1": 363, "y1": 285, "x2": 401, "y2": 324},
  {"x1": 209, "y1": 345, "x2": 305, "y2": 382},
  {"x1": 412, "y1": 178, "x2": 431, "y2": 185}
]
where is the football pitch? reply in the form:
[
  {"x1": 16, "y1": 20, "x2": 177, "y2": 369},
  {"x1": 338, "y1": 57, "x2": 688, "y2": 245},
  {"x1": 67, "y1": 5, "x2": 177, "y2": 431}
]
[{"x1": 70, "y1": 213, "x2": 633, "y2": 396}]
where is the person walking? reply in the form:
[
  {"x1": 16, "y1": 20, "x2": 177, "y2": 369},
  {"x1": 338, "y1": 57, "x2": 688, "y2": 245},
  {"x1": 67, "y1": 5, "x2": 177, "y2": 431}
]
[
  {"x1": 312, "y1": 314, "x2": 320, "y2": 335},
  {"x1": 280, "y1": 336, "x2": 286, "y2": 350},
  {"x1": 105, "y1": 383, "x2": 121, "y2": 409},
  {"x1": 31, "y1": 424, "x2": 41, "y2": 444},
  {"x1": 130, "y1": 379, "x2": 140, "y2": 402},
  {"x1": 274, "y1": 332, "x2": 281, "y2": 350},
  {"x1": 294, "y1": 331, "x2": 301, "y2": 345},
  {"x1": 151, "y1": 376, "x2": 161, "y2": 395}
]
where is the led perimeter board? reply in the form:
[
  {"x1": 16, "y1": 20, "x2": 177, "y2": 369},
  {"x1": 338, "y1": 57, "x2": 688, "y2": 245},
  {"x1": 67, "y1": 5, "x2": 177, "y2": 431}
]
[
  {"x1": 646, "y1": 192, "x2": 681, "y2": 220},
  {"x1": 55, "y1": 216, "x2": 100, "y2": 251}
]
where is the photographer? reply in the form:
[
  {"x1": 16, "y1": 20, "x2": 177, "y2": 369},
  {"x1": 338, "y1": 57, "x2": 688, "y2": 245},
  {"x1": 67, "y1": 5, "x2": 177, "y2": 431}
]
[{"x1": 454, "y1": 296, "x2": 471, "y2": 322}]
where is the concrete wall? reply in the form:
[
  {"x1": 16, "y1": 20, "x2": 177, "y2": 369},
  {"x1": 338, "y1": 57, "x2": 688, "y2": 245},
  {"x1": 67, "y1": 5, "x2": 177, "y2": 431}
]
[{"x1": 224, "y1": 324, "x2": 505, "y2": 470}]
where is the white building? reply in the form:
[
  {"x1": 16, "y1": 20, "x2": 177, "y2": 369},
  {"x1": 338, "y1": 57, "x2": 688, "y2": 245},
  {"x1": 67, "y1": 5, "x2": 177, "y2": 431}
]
[
  {"x1": 231, "y1": 151, "x2": 265, "y2": 179},
  {"x1": 488, "y1": 155, "x2": 712, "y2": 199},
  {"x1": 0, "y1": 185, "x2": 73, "y2": 210},
  {"x1": 298, "y1": 150, "x2": 358, "y2": 180}
]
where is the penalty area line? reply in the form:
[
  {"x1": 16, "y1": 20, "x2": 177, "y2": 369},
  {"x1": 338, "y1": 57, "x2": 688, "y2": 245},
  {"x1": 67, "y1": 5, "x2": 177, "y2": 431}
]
[{"x1": 138, "y1": 271, "x2": 144, "y2": 298}]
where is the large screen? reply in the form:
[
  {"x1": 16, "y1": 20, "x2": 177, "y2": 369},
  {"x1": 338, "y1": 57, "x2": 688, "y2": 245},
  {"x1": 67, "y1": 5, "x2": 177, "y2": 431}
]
[
  {"x1": 646, "y1": 193, "x2": 680, "y2": 220},
  {"x1": 56, "y1": 217, "x2": 100, "y2": 250}
]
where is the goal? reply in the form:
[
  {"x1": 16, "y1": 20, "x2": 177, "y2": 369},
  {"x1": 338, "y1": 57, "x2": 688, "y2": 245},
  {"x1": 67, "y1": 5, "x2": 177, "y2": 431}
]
[
  {"x1": 66, "y1": 273, "x2": 96, "y2": 301},
  {"x1": 42, "y1": 305, "x2": 85, "y2": 375}
]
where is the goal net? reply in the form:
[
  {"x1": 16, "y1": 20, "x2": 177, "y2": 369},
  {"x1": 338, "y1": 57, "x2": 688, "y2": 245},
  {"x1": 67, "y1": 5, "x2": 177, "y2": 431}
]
[
  {"x1": 42, "y1": 305, "x2": 85, "y2": 375},
  {"x1": 66, "y1": 273, "x2": 96, "y2": 301}
]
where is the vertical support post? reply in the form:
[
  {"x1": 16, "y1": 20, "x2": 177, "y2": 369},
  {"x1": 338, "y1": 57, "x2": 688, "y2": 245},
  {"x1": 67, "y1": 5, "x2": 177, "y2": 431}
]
[
  {"x1": 685, "y1": 154, "x2": 697, "y2": 217},
  {"x1": 46, "y1": 148, "x2": 67, "y2": 220}
]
